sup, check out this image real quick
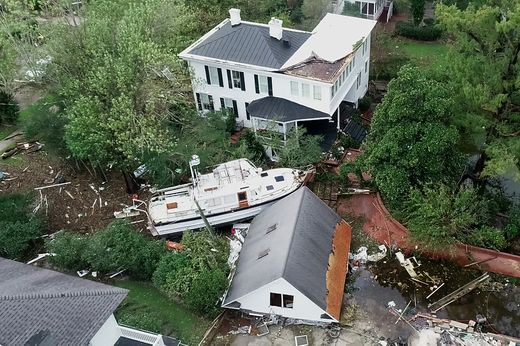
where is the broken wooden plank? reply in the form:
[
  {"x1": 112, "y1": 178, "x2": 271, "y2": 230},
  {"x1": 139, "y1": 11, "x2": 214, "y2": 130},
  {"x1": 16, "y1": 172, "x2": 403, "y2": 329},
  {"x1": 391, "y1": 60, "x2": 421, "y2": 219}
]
[
  {"x1": 426, "y1": 283, "x2": 445, "y2": 299},
  {"x1": 34, "y1": 182, "x2": 71, "y2": 190},
  {"x1": 463, "y1": 256, "x2": 497, "y2": 268},
  {"x1": 428, "y1": 274, "x2": 489, "y2": 312}
]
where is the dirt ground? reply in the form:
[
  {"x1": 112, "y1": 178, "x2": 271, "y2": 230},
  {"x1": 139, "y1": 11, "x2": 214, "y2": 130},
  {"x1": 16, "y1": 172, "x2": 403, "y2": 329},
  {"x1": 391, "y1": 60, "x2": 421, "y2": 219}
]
[{"x1": 0, "y1": 148, "x2": 147, "y2": 234}]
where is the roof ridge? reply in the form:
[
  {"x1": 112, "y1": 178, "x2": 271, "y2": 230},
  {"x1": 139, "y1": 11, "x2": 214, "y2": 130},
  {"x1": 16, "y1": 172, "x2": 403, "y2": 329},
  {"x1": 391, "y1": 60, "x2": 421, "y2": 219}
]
[
  {"x1": 0, "y1": 288, "x2": 127, "y2": 301},
  {"x1": 281, "y1": 188, "x2": 307, "y2": 279}
]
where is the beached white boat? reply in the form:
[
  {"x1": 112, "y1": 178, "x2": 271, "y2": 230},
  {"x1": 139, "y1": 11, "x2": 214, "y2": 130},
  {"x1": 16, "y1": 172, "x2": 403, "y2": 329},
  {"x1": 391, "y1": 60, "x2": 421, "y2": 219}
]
[{"x1": 147, "y1": 155, "x2": 308, "y2": 236}]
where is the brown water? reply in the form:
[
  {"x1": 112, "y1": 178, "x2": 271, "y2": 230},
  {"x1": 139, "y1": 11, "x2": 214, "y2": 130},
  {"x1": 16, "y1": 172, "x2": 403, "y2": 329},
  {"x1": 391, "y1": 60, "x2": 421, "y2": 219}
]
[{"x1": 350, "y1": 254, "x2": 520, "y2": 338}]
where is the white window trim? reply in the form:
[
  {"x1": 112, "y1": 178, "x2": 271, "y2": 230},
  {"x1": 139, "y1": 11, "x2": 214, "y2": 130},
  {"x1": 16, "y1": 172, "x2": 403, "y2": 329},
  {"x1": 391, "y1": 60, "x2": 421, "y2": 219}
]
[{"x1": 313, "y1": 85, "x2": 322, "y2": 100}]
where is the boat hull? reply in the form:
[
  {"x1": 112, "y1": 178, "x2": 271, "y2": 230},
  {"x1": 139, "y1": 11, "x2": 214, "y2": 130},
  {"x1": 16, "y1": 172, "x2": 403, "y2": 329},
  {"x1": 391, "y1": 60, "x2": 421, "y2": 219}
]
[{"x1": 149, "y1": 199, "x2": 278, "y2": 237}]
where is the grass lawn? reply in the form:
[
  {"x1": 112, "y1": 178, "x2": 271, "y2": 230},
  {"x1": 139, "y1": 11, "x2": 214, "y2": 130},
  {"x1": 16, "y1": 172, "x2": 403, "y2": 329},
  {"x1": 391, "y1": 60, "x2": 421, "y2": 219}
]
[
  {"x1": 113, "y1": 280, "x2": 211, "y2": 344},
  {"x1": 397, "y1": 40, "x2": 450, "y2": 64}
]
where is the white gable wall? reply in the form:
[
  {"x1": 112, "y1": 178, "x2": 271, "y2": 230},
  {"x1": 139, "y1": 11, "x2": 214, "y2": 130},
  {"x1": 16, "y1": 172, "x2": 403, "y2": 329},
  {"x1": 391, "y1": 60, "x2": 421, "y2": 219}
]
[
  {"x1": 330, "y1": 33, "x2": 371, "y2": 111},
  {"x1": 89, "y1": 314, "x2": 121, "y2": 346},
  {"x1": 223, "y1": 277, "x2": 337, "y2": 323}
]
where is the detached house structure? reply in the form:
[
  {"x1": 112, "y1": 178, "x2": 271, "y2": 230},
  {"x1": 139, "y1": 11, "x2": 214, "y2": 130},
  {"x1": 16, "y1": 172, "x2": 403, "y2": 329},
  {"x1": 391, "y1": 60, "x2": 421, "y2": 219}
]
[
  {"x1": 222, "y1": 187, "x2": 352, "y2": 323},
  {"x1": 0, "y1": 258, "x2": 181, "y2": 346},
  {"x1": 179, "y1": 10, "x2": 376, "y2": 157}
]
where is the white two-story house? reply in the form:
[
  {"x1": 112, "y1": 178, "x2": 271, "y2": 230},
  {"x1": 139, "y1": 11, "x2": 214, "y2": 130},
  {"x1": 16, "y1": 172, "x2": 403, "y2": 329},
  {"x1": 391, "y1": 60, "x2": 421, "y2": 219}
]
[{"x1": 179, "y1": 9, "x2": 376, "y2": 157}]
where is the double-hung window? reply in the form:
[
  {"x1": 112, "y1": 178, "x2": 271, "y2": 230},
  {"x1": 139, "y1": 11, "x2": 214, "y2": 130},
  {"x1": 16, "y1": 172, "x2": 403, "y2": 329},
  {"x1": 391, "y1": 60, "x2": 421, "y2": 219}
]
[
  {"x1": 204, "y1": 65, "x2": 223, "y2": 87},
  {"x1": 356, "y1": 73, "x2": 362, "y2": 89},
  {"x1": 301, "y1": 83, "x2": 310, "y2": 98},
  {"x1": 254, "y1": 75, "x2": 273, "y2": 96},
  {"x1": 290, "y1": 81, "x2": 299, "y2": 96},
  {"x1": 196, "y1": 93, "x2": 214, "y2": 112},
  {"x1": 313, "y1": 85, "x2": 322, "y2": 100},
  {"x1": 259, "y1": 75, "x2": 268, "y2": 94},
  {"x1": 227, "y1": 69, "x2": 246, "y2": 91},
  {"x1": 220, "y1": 97, "x2": 238, "y2": 117}
]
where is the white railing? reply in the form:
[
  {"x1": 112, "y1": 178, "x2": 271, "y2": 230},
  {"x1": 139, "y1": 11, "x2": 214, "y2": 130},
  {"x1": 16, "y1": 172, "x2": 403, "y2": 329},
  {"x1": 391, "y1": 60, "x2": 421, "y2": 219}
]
[{"x1": 119, "y1": 325, "x2": 163, "y2": 345}]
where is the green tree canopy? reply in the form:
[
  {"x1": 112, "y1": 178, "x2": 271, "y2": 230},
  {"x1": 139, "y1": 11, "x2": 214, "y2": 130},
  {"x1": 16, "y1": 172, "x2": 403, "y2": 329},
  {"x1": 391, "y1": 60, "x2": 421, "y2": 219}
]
[
  {"x1": 44, "y1": 0, "x2": 195, "y2": 170},
  {"x1": 360, "y1": 66, "x2": 464, "y2": 208},
  {"x1": 436, "y1": 1, "x2": 520, "y2": 181}
]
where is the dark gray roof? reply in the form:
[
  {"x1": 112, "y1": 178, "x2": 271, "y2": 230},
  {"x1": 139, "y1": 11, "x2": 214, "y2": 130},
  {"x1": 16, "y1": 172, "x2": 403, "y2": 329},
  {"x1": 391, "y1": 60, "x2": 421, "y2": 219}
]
[
  {"x1": 187, "y1": 21, "x2": 311, "y2": 69},
  {"x1": 247, "y1": 97, "x2": 330, "y2": 122},
  {"x1": 222, "y1": 187, "x2": 341, "y2": 311},
  {"x1": 0, "y1": 258, "x2": 128, "y2": 346}
]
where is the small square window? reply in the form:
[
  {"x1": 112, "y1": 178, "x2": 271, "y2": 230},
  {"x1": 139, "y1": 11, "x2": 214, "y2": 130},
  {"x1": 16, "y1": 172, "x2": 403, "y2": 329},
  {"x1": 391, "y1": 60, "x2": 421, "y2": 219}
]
[
  {"x1": 261, "y1": 172, "x2": 269, "y2": 177},
  {"x1": 283, "y1": 294, "x2": 294, "y2": 308},
  {"x1": 270, "y1": 292, "x2": 282, "y2": 307},
  {"x1": 274, "y1": 176, "x2": 285, "y2": 182},
  {"x1": 266, "y1": 185, "x2": 274, "y2": 191}
]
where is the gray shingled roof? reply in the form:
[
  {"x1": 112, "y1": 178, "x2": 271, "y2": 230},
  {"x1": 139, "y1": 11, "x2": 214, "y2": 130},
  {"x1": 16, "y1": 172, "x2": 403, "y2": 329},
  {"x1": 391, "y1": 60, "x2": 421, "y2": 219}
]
[
  {"x1": 247, "y1": 97, "x2": 330, "y2": 122},
  {"x1": 222, "y1": 187, "x2": 341, "y2": 311},
  {"x1": 187, "y1": 21, "x2": 311, "y2": 69},
  {"x1": 0, "y1": 258, "x2": 128, "y2": 346}
]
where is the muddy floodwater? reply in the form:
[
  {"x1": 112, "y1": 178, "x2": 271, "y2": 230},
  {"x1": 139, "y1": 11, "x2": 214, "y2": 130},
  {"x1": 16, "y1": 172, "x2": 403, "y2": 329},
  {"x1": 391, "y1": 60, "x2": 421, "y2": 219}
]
[{"x1": 349, "y1": 253, "x2": 520, "y2": 339}]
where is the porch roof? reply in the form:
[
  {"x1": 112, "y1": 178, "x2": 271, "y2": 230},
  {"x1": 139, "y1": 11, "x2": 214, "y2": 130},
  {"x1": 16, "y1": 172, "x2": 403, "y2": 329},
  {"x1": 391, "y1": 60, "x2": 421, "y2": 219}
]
[{"x1": 247, "y1": 97, "x2": 330, "y2": 123}]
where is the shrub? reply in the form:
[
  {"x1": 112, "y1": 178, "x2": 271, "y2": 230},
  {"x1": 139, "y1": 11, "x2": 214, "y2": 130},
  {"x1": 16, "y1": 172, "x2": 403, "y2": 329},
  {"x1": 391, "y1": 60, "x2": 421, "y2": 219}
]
[
  {"x1": 395, "y1": 21, "x2": 443, "y2": 41},
  {"x1": 410, "y1": 0, "x2": 425, "y2": 25},
  {"x1": 185, "y1": 268, "x2": 228, "y2": 315},
  {"x1": 47, "y1": 220, "x2": 167, "y2": 279},
  {"x1": 358, "y1": 97, "x2": 371, "y2": 112},
  {"x1": 83, "y1": 220, "x2": 167, "y2": 280},
  {"x1": 152, "y1": 230, "x2": 230, "y2": 316},
  {"x1": 0, "y1": 219, "x2": 42, "y2": 259},
  {"x1": 0, "y1": 193, "x2": 43, "y2": 260},
  {"x1": 404, "y1": 185, "x2": 489, "y2": 245},
  {"x1": 465, "y1": 226, "x2": 507, "y2": 251},
  {"x1": 239, "y1": 130, "x2": 268, "y2": 165},
  {"x1": 47, "y1": 232, "x2": 89, "y2": 270},
  {"x1": 276, "y1": 127, "x2": 324, "y2": 168},
  {"x1": 224, "y1": 110, "x2": 236, "y2": 134},
  {"x1": 0, "y1": 90, "x2": 19, "y2": 125},
  {"x1": 19, "y1": 96, "x2": 68, "y2": 154},
  {"x1": 504, "y1": 206, "x2": 520, "y2": 241},
  {"x1": 339, "y1": 133, "x2": 361, "y2": 149}
]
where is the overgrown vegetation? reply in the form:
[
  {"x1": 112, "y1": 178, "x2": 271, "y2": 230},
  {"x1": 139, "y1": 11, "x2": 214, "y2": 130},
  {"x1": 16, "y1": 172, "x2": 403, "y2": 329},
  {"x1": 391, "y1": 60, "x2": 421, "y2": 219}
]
[
  {"x1": 395, "y1": 21, "x2": 443, "y2": 41},
  {"x1": 362, "y1": 0, "x2": 520, "y2": 250},
  {"x1": 114, "y1": 280, "x2": 210, "y2": 344},
  {"x1": 0, "y1": 193, "x2": 43, "y2": 260},
  {"x1": 48, "y1": 220, "x2": 167, "y2": 280},
  {"x1": 0, "y1": 90, "x2": 19, "y2": 125},
  {"x1": 152, "y1": 230, "x2": 230, "y2": 317},
  {"x1": 18, "y1": 95, "x2": 68, "y2": 154}
]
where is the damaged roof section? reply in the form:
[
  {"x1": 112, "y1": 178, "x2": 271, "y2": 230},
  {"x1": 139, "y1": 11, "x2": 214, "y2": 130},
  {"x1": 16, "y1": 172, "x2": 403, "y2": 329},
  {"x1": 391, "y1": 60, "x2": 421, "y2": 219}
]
[{"x1": 282, "y1": 55, "x2": 353, "y2": 83}]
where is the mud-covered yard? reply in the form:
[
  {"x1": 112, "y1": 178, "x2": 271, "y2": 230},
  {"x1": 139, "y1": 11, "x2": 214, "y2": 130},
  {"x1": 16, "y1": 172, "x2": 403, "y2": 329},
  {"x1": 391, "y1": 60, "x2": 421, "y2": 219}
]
[{"x1": 0, "y1": 149, "x2": 147, "y2": 234}]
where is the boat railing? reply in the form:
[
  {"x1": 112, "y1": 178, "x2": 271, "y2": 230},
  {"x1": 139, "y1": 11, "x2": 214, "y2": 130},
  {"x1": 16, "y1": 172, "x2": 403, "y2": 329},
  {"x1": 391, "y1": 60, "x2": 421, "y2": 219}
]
[{"x1": 152, "y1": 183, "x2": 192, "y2": 195}]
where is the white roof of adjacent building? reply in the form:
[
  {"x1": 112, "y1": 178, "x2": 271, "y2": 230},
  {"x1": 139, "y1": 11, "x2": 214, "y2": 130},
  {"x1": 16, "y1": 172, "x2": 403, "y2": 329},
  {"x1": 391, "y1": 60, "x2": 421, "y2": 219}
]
[{"x1": 282, "y1": 14, "x2": 377, "y2": 69}]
